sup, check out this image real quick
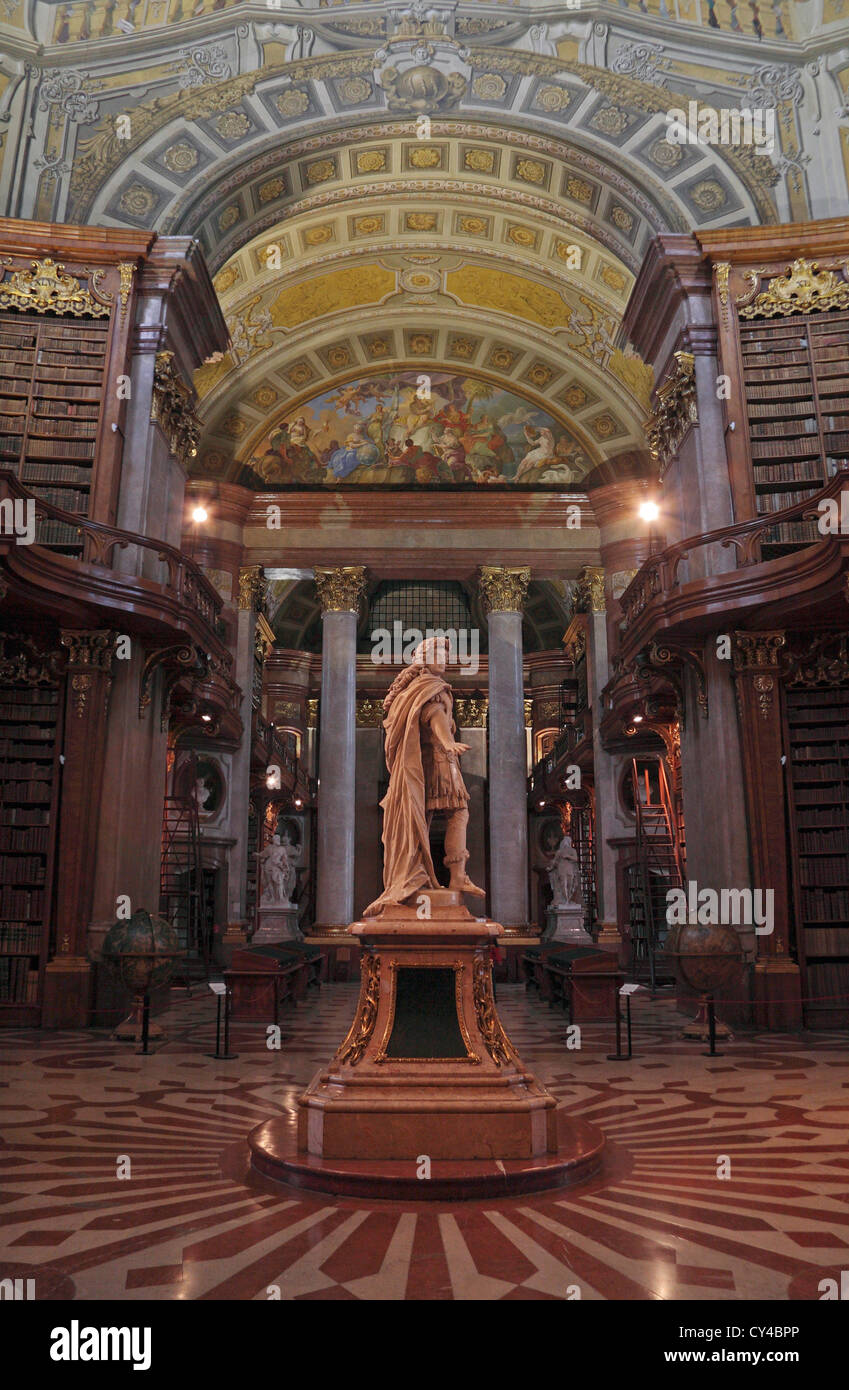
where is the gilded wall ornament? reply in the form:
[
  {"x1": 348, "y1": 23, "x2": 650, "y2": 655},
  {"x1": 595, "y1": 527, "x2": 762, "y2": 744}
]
[
  {"x1": 0, "y1": 257, "x2": 111, "y2": 318},
  {"x1": 589, "y1": 105, "x2": 632, "y2": 136},
  {"x1": 119, "y1": 183, "x2": 156, "y2": 220},
  {"x1": 690, "y1": 179, "x2": 726, "y2": 212},
  {"x1": 478, "y1": 565, "x2": 530, "y2": 615},
  {"x1": 737, "y1": 258, "x2": 849, "y2": 319},
  {"x1": 335, "y1": 952, "x2": 380, "y2": 1066},
  {"x1": 535, "y1": 85, "x2": 572, "y2": 112},
  {"x1": 514, "y1": 157, "x2": 547, "y2": 184},
  {"x1": 472, "y1": 954, "x2": 513, "y2": 1067},
  {"x1": 714, "y1": 261, "x2": 731, "y2": 324},
  {"x1": 162, "y1": 142, "x2": 199, "y2": 173},
  {"x1": 314, "y1": 566, "x2": 368, "y2": 614},
  {"x1": 566, "y1": 177, "x2": 595, "y2": 203},
  {"x1": 646, "y1": 349, "x2": 698, "y2": 474},
  {"x1": 454, "y1": 697, "x2": 487, "y2": 728},
  {"x1": 305, "y1": 159, "x2": 336, "y2": 184},
  {"x1": 356, "y1": 698, "x2": 385, "y2": 728},
  {"x1": 472, "y1": 73, "x2": 507, "y2": 100},
  {"x1": 338, "y1": 77, "x2": 373, "y2": 104},
  {"x1": 356, "y1": 149, "x2": 386, "y2": 173},
  {"x1": 464, "y1": 148, "x2": 495, "y2": 173},
  {"x1": 258, "y1": 177, "x2": 285, "y2": 203},
  {"x1": 276, "y1": 89, "x2": 311, "y2": 118},
  {"x1": 151, "y1": 351, "x2": 200, "y2": 466},
  {"x1": 379, "y1": 62, "x2": 467, "y2": 113}
]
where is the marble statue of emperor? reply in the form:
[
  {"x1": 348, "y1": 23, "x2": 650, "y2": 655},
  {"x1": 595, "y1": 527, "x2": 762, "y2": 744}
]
[{"x1": 364, "y1": 635, "x2": 485, "y2": 917}]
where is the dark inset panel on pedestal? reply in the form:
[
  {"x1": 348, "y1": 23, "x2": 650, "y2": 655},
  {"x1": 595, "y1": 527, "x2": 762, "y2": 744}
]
[{"x1": 385, "y1": 967, "x2": 467, "y2": 1059}]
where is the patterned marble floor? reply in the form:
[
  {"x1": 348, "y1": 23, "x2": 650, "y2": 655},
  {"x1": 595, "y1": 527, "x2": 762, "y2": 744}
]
[{"x1": 1, "y1": 982, "x2": 847, "y2": 1301}]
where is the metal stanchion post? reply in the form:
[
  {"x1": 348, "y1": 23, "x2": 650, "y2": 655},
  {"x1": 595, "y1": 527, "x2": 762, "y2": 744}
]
[
  {"x1": 136, "y1": 993, "x2": 151, "y2": 1056},
  {"x1": 607, "y1": 985, "x2": 628, "y2": 1061},
  {"x1": 703, "y1": 994, "x2": 722, "y2": 1057},
  {"x1": 206, "y1": 982, "x2": 238, "y2": 1059}
]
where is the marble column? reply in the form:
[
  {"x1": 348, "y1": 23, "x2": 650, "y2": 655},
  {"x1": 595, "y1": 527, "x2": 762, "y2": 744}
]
[
  {"x1": 479, "y1": 566, "x2": 530, "y2": 931},
  {"x1": 314, "y1": 567, "x2": 367, "y2": 931},
  {"x1": 576, "y1": 567, "x2": 622, "y2": 950},
  {"x1": 222, "y1": 566, "x2": 267, "y2": 955},
  {"x1": 43, "y1": 631, "x2": 117, "y2": 1028}
]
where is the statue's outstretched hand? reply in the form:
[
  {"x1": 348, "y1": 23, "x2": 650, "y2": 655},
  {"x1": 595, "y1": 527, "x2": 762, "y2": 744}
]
[{"x1": 451, "y1": 741, "x2": 471, "y2": 756}]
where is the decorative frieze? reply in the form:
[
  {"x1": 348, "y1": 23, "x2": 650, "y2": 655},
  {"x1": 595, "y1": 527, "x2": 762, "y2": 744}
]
[
  {"x1": 0, "y1": 257, "x2": 111, "y2": 318},
  {"x1": 478, "y1": 566, "x2": 530, "y2": 615},
  {"x1": 737, "y1": 258, "x2": 849, "y2": 320},
  {"x1": 646, "y1": 349, "x2": 698, "y2": 475},
  {"x1": 150, "y1": 350, "x2": 200, "y2": 467}
]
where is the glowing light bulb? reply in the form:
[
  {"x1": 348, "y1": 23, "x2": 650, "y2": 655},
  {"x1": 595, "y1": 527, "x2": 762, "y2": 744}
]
[
  {"x1": 638, "y1": 501, "x2": 660, "y2": 522},
  {"x1": 192, "y1": 505, "x2": 208, "y2": 524}
]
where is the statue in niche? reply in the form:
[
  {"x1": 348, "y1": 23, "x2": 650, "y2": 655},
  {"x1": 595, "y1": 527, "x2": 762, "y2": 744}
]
[
  {"x1": 547, "y1": 833, "x2": 582, "y2": 908},
  {"x1": 255, "y1": 833, "x2": 299, "y2": 907},
  {"x1": 364, "y1": 635, "x2": 485, "y2": 917}
]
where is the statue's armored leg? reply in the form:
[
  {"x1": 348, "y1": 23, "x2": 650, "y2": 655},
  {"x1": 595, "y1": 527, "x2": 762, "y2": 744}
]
[{"x1": 444, "y1": 809, "x2": 485, "y2": 897}]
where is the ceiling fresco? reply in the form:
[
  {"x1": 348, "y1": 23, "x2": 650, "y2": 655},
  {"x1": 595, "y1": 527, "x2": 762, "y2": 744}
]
[{"x1": 1, "y1": 1, "x2": 845, "y2": 494}]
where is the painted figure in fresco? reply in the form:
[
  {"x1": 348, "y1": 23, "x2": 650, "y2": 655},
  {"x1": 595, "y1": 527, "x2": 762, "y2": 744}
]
[
  {"x1": 515, "y1": 426, "x2": 556, "y2": 481},
  {"x1": 327, "y1": 420, "x2": 381, "y2": 479},
  {"x1": 254, "y1": 420, "x2": 322, "y2": 484},
  {"x1": 364, "y1": 635, "x2": 485, "y2": 917},
  {"x1": 435, "y1": 427, "x2": 471, "y2": 482}
]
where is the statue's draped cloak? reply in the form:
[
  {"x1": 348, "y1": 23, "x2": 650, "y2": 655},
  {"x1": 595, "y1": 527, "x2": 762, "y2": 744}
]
[{"x1": 363, "y1": 668, "x2": 447, "y2": 917}]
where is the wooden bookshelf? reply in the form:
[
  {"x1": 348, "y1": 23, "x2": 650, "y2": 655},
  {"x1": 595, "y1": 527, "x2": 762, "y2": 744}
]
[
  {"x1": 0, "y1": 640, "x2": 63, "y2": 1024},
  {"x1": 785, "y1": 682, "x2": 849, "y2": 1029},
  {"x1": 738, "y1": 311, "x2": 848, "y2": 560},
  {"x1": 0, "y1": 312, "x2": 110, "y2": 556}
]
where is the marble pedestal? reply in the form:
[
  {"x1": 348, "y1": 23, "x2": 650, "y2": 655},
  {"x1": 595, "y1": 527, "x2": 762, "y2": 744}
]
[
  {"x1": 300, "y1": 889, "x2": 556, "y2": 1161},
  {"x1": 249, "y1": 890, "x2": 605, "y2": 1197},
  {"x1": 543, "y1": 904, "x2": 594, "y2": 947},
  {"x1": 253, "y1": 905, "x2": 302, "y2": 944}
]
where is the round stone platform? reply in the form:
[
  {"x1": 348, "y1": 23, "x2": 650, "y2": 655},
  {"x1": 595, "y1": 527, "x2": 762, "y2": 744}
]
[{"x1": 247, "y1": 1108, "x2": 604, "y2": 1200}]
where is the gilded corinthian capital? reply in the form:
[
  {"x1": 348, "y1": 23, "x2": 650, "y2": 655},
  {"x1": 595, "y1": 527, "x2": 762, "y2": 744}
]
[
  {"x1": 315, "y1": 566, "x2": 368, "y2": 614},
  {"x1": 574, "y1": 566, "x2": 606, "y2": 614},
  {"x1": 238, "y1": 565, "x2": 268, "y2": 612},
  {"x1": 478, "y1": 566, "x2": 530, "y2": 615}
]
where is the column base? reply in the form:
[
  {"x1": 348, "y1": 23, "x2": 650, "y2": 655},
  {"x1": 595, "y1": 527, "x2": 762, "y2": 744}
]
[
  {"x1": 595, "y1": 921, "x2": 622, "y2": 952},
  {"x1": 219, "y1": 920, "x2": 249, "y2": 967},
  {"x1": 42, "y1": 957, "x2": 92, "y2": 1029},
  {"x1": 310, "y1": 923, "x2": 354, "y2": 937}
]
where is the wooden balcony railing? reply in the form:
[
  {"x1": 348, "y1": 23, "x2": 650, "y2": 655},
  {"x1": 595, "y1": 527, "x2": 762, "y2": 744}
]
[
  {"x1": 620, "y1": 461, "x2": 849, "y2": 632},
  {"x1": 0, "y1": 468, "x2": 225, "y2": 648}
]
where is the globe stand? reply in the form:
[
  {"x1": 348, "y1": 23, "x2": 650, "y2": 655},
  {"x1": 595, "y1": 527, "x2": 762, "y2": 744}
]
[
  {"x1": 681, "y1": 993, "x2": 733, "y2": 1054},
  {"x1": 111, "y1": 994, "x2": 165, "y2": 1044}
]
